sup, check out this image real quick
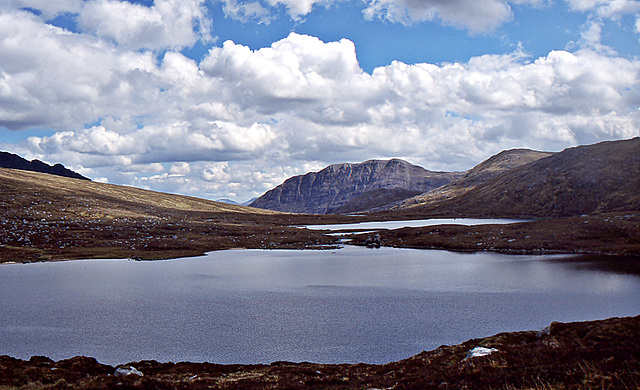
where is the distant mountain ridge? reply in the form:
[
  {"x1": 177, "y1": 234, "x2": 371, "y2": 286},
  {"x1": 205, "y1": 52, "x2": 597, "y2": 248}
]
[
  {"x1": 399, "y1": 137, "x2": 640, "y2": 217},
  {"x1": 400, "y1": 148, "x2": 554, "y2": 208},
  {"x1": 0, "y1": 151, "x2": 90, "y2": 181},
  {"x1": 250, "y1": 158, "x2": 464, "y2": 214},
  {"x1": 217, "y1": 197, "x2": 257, "y2": 206}
]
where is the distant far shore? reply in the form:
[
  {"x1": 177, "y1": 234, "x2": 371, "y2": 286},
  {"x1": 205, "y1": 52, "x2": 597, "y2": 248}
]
[{"x1": 3, "y1": 211, "x2": 639, "y2": 264}]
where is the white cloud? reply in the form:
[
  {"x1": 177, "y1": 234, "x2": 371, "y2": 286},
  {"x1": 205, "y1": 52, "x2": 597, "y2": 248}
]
[
  {"x1": 567, "y1": 0, "x2": 640, "y2": 16},
  {"x1": 567, "y1": 0, "x2": 610, "y2": 10},
  {"x1": 0, "y1": 10, "x2": 160, "y2": 130},
  {"x1": 77, "y1": 0, "x2": 212, "y2": 50},
  {"x1": 216, "y1": 0, "x2": 333, "y2": 20},
  {"x1": 3, "y1": 0, "x2": 212, "y2": 51},
  {"x1": 1, "y1": 8, "x2": 639, "y2": 201},
  {"x1": 596, "y1": 0, "x2": 640, "y2": 18},
  {"x1": 264, "y1": 0, "x2": 329, "y2": 17},
  {"x1": 565, "y1": 0, "x2": 640, "y2": 53},
  {"x1": 214, "y1": 0, "x2": 546, "y2": 32},
  {"x1": 363, "y1": 0, "x2": 515, "y2": 32},
  {"x1": 218, "y1": 0, "x2": 272, "y2": 22},
  {"x1": 3, "y1": 0, "x2": 83, "y2": 19},
  {"x1": 201, "y1": 161, "x2": 231, "y2": 182}
]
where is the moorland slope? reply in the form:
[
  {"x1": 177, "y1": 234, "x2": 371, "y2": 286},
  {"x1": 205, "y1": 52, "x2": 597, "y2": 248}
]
[
  {"x1": 0, "y1": 168, "x2": 351, "y2": 262},
  {"x1": 0, "y1": 151, "x2": 90, "y2": 180},
  {"x1": 399, "y1": 148, "x2": 554, "y2": 209},
  {"x1": 395, "y1": 137, "x2": 640, "y2": 218}
]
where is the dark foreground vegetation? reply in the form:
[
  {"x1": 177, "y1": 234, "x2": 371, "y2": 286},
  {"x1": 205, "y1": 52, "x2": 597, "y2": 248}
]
[{"x1": 2, "y1": 316, "x2": 639, "y2": 389}]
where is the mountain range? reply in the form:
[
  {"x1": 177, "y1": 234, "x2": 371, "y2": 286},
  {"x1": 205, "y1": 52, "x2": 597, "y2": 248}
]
[
  {"x1": 401, "y1": 137, "x2": 640, "y2": 218},
  {"x1": 398, "y1": 148, "x2": 554, "y2": 209},
  {"x1": 251, "y1": 137, "x2": 640, "y2": 217},
  {"x1": 2, "y1": 137, "x2": 638, "y2": 262},
  {"x1": 249, "y1": 158, "x2": 464, "y2": 214},
  {"x1": 0, "y1": 151, "x2": 89, "y2": 181},
  {"x1": 3, "y1": 137, "x2": 639, "y2": 220}
]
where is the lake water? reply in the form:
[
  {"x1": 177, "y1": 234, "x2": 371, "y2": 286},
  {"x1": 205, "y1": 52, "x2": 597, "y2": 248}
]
[
  {"x1": 1, "y1": 246, "x2": 639, "y2": 365},
  {"x1": 303, "y1": 218, "x2": 528, "y2": 231}
]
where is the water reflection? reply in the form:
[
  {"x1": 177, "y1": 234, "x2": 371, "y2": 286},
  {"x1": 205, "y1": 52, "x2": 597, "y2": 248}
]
[
  {"x1": 0, "y1": 247, "x2": 638, "y2": 365},
  {"x1": 549, "y1": 255, "x2": 640, "y2": 276}
]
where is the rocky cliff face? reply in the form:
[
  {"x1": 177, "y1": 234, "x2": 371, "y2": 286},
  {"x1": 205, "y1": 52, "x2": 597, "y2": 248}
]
[
  {"x1": 0, "y1": 151, "x2": 90, "y2": 181},
  {"x1": 250, "y1": 159, "x2": 464, "y2": 214}
]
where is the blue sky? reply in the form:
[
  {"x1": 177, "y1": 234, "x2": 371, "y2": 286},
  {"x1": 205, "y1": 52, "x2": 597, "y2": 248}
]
[
  {"x1": 202, "y1": 1, "x2": 635, "y2": 70},
  {"x1": 202, "y1": 1, "x2": 581, "y2": 72},
  {"x1": 0, "y1": 0, "x2": 639, "y2": 201}
]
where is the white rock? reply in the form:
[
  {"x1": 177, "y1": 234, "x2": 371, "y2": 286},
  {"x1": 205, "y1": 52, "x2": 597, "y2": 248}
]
[
  {"x1": 114, "y1": 366, "x2": 144, "y2": 377},
  {"x1": 464, "y1": 346, "x2": 498, "y2": 360}
]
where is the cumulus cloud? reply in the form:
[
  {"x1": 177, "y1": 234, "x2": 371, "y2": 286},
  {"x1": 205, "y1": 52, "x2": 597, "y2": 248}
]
[
  {"x1": 3, "y1": 0, "x2": 83, "y2": 19},
  {"x1": 567, "y1": 0, "x2": 640, "y2": 15},
  {"x1": 216, "y1": 0, "x2": 333, "y2": 20},
  {"x1": 1, "y1": 5, "x2": 639, "y2": 200},
  {"x1": 362, "y1": 0, "x2": 515, "y2": 32},
  {"x1": 77, "y1": 0, "x2": 212, "y2": 50},
  {"x1": 596, "y1": 0, "x2": 640, "y2": 18},
  {"x1": 567, "y1": 0, "x2": 640, "y2": 29},
  {"x1": 0, "y1": 10, "x2": 160, "y2": 131},
  {"x1": 217, "y1": 0, "x2": 639, "y2": 34},
  {"x1": 565, "y1": 0, "x2": 640, "y2": 53},
  {"x1": 264, "y1": 0, "x2": 330, "y2": 17},
  {"x1": 218, "y1": 0, "x2": 272, "y2": 22},
  {"x1": 5, "y1": 0, "x2": 212, "y2": 50},
  {"x1": 215, "y1": 0, "x2": 546, "y2": 32}
]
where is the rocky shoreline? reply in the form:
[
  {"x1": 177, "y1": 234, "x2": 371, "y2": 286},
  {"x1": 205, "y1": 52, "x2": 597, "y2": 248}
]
[{"x1": 2, "y1": 316, "x2": 639, "y2": 389}]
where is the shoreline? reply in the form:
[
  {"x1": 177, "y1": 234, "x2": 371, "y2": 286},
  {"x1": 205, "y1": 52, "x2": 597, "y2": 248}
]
[
  {"x1": 2, "y1": 212, "x2": 639, "y2": 264},
  {"x1": 2, "y1": 315, "x2": 639, "y2": 389}
]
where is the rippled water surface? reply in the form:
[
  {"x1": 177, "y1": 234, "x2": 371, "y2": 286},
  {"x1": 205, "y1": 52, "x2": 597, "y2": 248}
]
[{"x1": 1, "y1": 246, "x2": 639, "y2": 365}]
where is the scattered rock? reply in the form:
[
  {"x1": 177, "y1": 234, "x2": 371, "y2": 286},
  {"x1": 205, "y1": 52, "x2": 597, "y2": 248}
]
[
  {"x1": 114, "y1": 366, "x2": 143, "y2": 377},
  {"x1": 464, "y1": 346, "x2": 498, "y2": 360},
  {"x1": 365, "y1": 233, "x2": 381, "y2": 248}
]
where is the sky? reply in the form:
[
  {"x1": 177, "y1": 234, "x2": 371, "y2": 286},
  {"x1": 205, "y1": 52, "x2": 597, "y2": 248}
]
[{"x1": 0, "y1": 0, "x2": 639, "y2": 202}]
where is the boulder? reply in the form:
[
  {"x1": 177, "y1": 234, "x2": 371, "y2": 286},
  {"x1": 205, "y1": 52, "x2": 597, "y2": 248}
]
[
  {"x1": 463, "y1": 346, "x2": 498, "y2": 360},
  {"x1": 114, "y1": 366, "x2": 143, "y2": 377}
]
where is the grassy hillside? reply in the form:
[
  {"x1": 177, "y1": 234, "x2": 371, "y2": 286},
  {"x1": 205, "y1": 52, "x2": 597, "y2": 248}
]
[
  {"x1": 397, "y1": 138, "x2": 640, "y2": 218},
  {"x1": 0, "y1": 168, "x2": 353, "y2": 263},
  {"x1": 400, "y1": 148, "x2": 554, "y2": 209},
  {"x1": 0, "y1": 168, "x2": 269, "y2": 219}
]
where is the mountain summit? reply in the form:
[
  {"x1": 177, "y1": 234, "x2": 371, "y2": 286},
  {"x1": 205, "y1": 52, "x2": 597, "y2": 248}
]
[
  {"x1": 0, "y1": 151, "x2": 90, "y2": 181},
  {"x1": 399, "y1": 137, "x2": 640, "y2": 217},
  {"x1": 250, "y1": 159, "x2": 464, "y2": 214},
  {"x1": 400, "y1": 148, "x2": 554, "y2": 208}
]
